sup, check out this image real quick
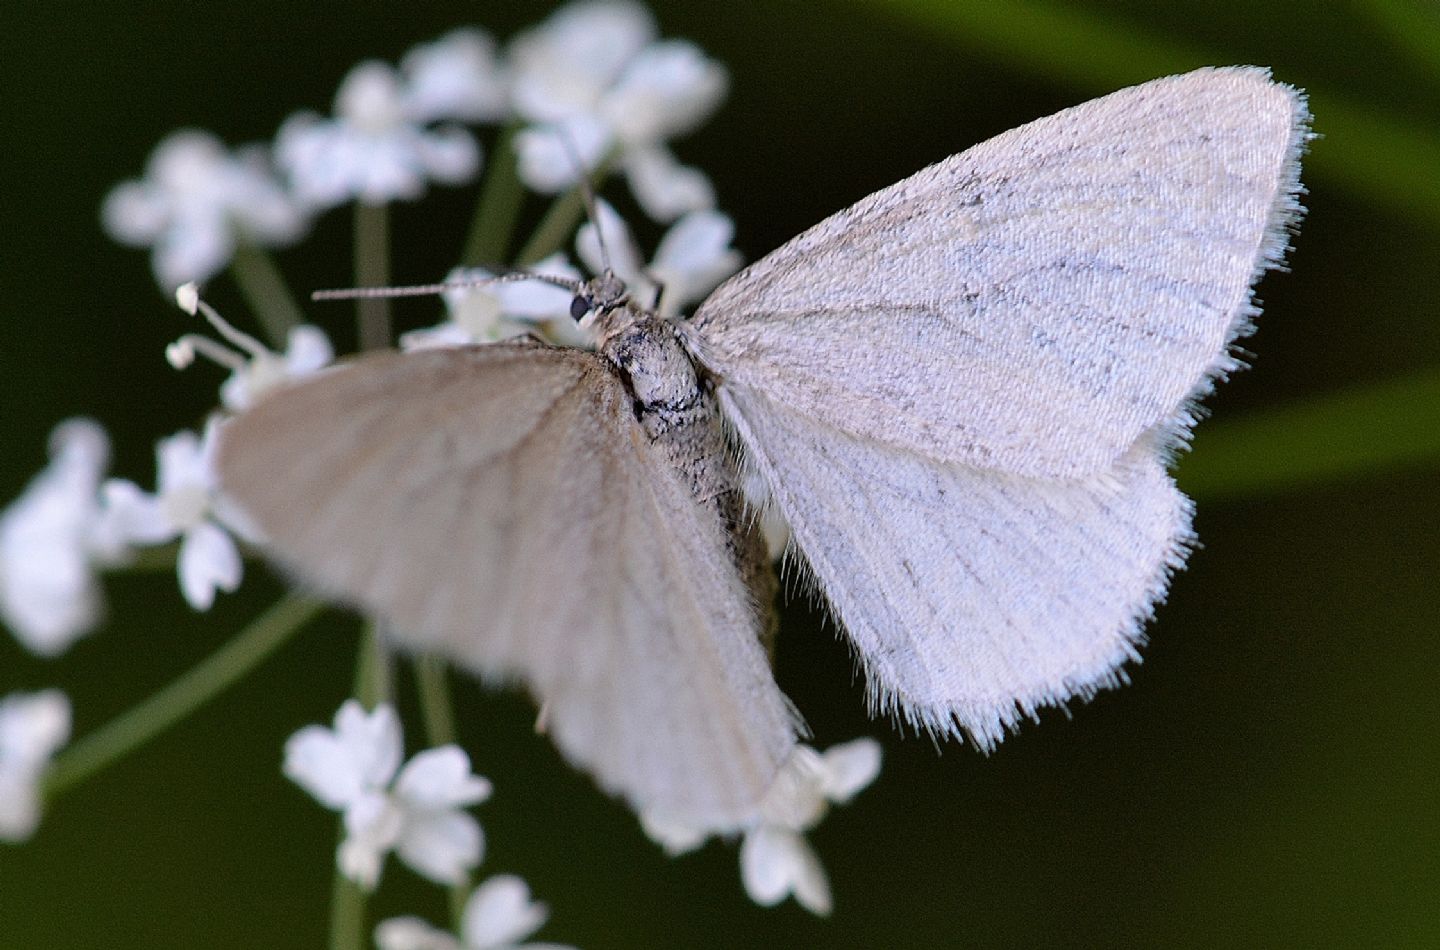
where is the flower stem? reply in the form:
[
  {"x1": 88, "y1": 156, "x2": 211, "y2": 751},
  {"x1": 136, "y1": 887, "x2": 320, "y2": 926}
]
[
  {"x1": 354, "y1": 202, "x2": 392, "y2": 350},
  {"x1": 462, "y1": 123, "x2": 524, "y2": 267},
  {"x1": 43, "y1": 594, "x2": 324, "y2": 798},
  {"x1": 354, "y1": 621, "x2": 393, "y2": 709},
  {"x1": 414, "y1": 655, "x2": 470, "y2": 929},
  {"x1": 230, "y1": 242, "x2": 306, "y2": 348},
  {"x1": 415, "y1": 656, "x2": 456, "y2": 747},
  {"x1": 515, "y1": 151, "x2": 617, "y2": 266},
  {"x1": 328, "y1": 622, "x2": 391, "y2": 949},
  {"x1": 329, "y1": 863, "x2": 366, "y2": 950}
]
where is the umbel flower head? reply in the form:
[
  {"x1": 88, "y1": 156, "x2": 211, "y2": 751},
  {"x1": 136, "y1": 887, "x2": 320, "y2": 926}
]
[
  {"x1": 0, "y1": 1, "x2": 899, "y2": 938},
  {"x1": 0, "y1": 419, "x2": 123, "y2": 656},
  {"x1": 509, "y1": 0, "x2": 727, "y2": 221},
  {"x1": 376, "y1": 875, "x2": 578, "y2": 950},
  {"x1": 284, "y1": 701, "x2": 491, "y2": 889},
  {"x1": 102, "y1": 130, "x2": 307, "y2": 290}
]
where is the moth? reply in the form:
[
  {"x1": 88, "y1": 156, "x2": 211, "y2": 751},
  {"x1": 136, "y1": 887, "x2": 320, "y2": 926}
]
[{"x1": 218, "y1": 67, "x2": 1309, "y2": 835}]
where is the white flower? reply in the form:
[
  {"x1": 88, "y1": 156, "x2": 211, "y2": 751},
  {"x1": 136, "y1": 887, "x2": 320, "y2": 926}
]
[
  {"x1": 276, "y1": 61, "x2": 481, "y2": 210},
  {"x1": 100, "y1": 420, "x2": 244, "y2": 611},
  {"x1": 400, "y1": 254, "x2": 587, "y2": 352},
  {"x1": 508, "y1": 0, "x2": 727, "y2": 221},
  {"x1": 402, "y1": 28, "x2": 510, "y2": 124},
  {"x1": 0, "y1": 689, "x2": 72, "y2": 841},
  {"x1": 737, "y1": 739, "x2": 882, "y2": 916},
  {"x1": 376, "y1": 875, "x2": 577, "y2": 950},
  {"x1": 0, "y1": 419, "x2": 123, "y2": 656},
  {"x1": 218, "y1": 323, "x2": 334, "y2": 411},
  {"x1": 284, "y1": 701, "x2": 491, "y2": 890},
  {"x1": 102, "y1": 130, "x2": 307, "y2": 290},
  {"x1": 576, "y1": 200, "x2": 741, "y2": 318},
  {"x1": 165, "y1": 282, "x2": 334, "y2": 413}
]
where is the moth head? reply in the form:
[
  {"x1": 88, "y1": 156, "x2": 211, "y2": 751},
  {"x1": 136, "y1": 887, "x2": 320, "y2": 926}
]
[{"x1": 571, "y1": 270, "x2": 631, "y2": 323}]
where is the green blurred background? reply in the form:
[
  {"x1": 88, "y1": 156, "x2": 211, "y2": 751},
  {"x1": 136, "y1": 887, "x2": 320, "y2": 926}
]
[{"x1": 2, "y1": 1, "x2": 1438, "y2": 947}]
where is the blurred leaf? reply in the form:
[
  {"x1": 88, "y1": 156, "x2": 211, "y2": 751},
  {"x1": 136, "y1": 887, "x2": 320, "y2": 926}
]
[
  {"x1": 1357, "y1": 0, "x2": 1440, "y2": 82},
  {"x1": 1181, "y1": 370, "x2": 1440, "y2": 497},
  {"x1": 855, "y1": 0, "x2": 1440, "y2": 225}
]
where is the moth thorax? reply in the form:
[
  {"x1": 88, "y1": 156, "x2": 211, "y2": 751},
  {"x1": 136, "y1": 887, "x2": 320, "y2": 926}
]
[{"x1": 601, "y1": 318, "x2": 703, "y2": 418}]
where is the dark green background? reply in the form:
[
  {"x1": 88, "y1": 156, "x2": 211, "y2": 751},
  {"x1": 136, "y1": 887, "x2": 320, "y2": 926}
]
[{"x1": 2, "y1": 1, "x2": 1437, "y2": 947}]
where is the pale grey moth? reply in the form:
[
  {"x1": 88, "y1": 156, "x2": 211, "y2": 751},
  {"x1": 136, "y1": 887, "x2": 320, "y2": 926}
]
[{"x1": 217, "y1": 66, "x2": 1310, "y2": 835}]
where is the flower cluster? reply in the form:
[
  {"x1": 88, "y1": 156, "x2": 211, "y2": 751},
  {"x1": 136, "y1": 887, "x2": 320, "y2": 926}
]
[
  {"x1": 642, "y1": 739, "x2": 882, "y2": 916},
  {"x1": 0, "y1": 690, "x2": 71, "y2": 841},
  {"x1": 284, "y1": 701, "x2": 491, "y2": 889},
  {"x1": 101, "y1": 0, "x2": 727, "y2": 295},
  {"x1": 1, "y1": 0, "x2": 885, "y2": 938},
  {"x1": 286, "y1": 702, "x2": 576, "y2": 948}
]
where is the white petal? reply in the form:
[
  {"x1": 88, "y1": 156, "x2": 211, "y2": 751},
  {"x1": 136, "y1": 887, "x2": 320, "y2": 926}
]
[
  {"x1": 402, "y1": 28, "x2": 509, "y2": 124},
  {"x1": 574, "y1": 198, "x2": 643, "y2": 283},
  {"x1": 739, "y1": 826, "x2": 795, "y2": 907},
  {"x1": 375, "y1": 916, "x2": 463, "y2": 950},
  {"x1": 819, "y1": 738, "x2": 882, "y2": 804},
  {"x1": 283, "y1": 324, "x2": 335, "y2": 375},
  {"x1": 623, "y1": 145, "x2": 714, "y2": 223},
  {"x1": 0, "y1": 769, "x2": 42, "y2": 842},
  {"x1": 758, "y1": 745, "x2": 828, "y2": 830},
  {"x1": 156, "y1": 429, "x2": 212, "y2": 497},
  {"x1": 352, "y1": 134, "x2": 431, "y2": 205},
  {"x1": 275, "y1": 112, "x2": 347, "y2": 210},
  {"x1": 787, "y1": 835, "x2": 833, "y2": 917},
  {"x1": 396, "y1": 808, "x2": 483, "y2": 885},
  {"x1": 0, "y1": 421, "x2": 110, "y2": 656},
  {"x1": 177, "y1": 521, "x2": 241, "y2": 610},
  {"x1": 339, "y1": 792, "x2": 403, "y2": 890},
  {"x1": 496, "y1": 253, "x2": 580, "y2": 318},
  {"x1": 337, "y1": 61, "x2": 407, "y2": 128},
  {"x1": 514, "y1": 117, "x2": 612, "y2": 193},
  {"x1": 0, "y1": 689, "x2": 72, "y2": 768},
  {"x1": 0, "y1": 543, "x2": 100, "y2": 657},
  {"x1": 99, "y1": 480, "x2": 176, "y2": 545},
  {"x1": 228, "y1": 144, "x2": 309, "y2": 244},
  {"x1": 601, "y1": 41, "x2": 727, "y2": 145},
  {"x1": 336, "y1": 701, "x2": 404, "y2": 789},
  {"x1": 282, "y1": 701, "x2": 401, "y2": 808},
  {"x1": 461, "y1": 875, "x2": 548, "y2": 949},
  {"x1": 399, "y1": 322, "x2": 479, "y2": 352},
  {"x1": 152, "y1": 221, "x2": 233, "y2": 290},
  {"x1": 394, "y1": 746, "x2": 491, "y2": 810},
  {"x1": 283, "y1": 726, "x2": 366, "y2": 810},
  {"x1": 739, "y1": 826, "x2": 832, "y2": 916},
  {"x1": 507, "y1": 0, "x2": 656, "y2": 123},
  {"x1": 415, "y1": 126, "x2": 482, "y2": 185},
  {"x1": 650, "y1": 208, "x2": 741, "y2": 311},
  {"x1": 100, "y1": 181, "x2": 169, "y2": 246}
]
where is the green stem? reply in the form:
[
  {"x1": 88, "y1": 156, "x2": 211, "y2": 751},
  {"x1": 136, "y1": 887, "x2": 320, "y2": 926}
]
[
  {"x1": 230, "y1": 242, "x2": 306, "y2": 348},
  {"x1": 414, "y1": 655, "x2": 470, "y2": 928},
  {"x1": 515, "y1": 151, "x2": 618, "y2": 266},
  {"x1": 354, "y1": 622, "x2": 393, "y2": 709},
  {"x1": 328, "y1": 622, "x2": 393, "y2": 950},
  {"x1": 463, "y1": 124, "x2": 525, "y2": 267},
  {"x1": 354, "y1": 202, "x2": 392, "y2": 350},
  {"x1": 328, "y1": 864, "x2": 366, "y2": 950},
  {"x1": 415, "y1": 656, "x2": 456, "y2": 747},
  {"x1": 43, "y1": 594, "x2": 324, "y2": 797}
]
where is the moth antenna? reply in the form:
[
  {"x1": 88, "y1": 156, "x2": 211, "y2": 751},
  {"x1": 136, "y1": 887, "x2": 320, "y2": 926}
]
[
  {"x1": 556, "y1": 127, "x2": 614, "y2": 275},
  {"x1": 312, "y1": 270, "x2": 583, "y2": 302}
]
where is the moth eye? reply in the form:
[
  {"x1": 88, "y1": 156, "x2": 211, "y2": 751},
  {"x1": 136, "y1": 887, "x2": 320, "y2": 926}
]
[{"x1": 570, "y1": 296, "x2": 592, "y2": 321}]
